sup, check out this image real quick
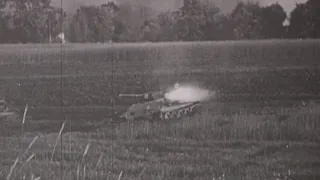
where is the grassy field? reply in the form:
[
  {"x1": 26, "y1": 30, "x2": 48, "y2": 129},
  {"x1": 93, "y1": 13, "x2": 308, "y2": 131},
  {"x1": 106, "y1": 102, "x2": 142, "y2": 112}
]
[{"x1": 0, "y1": 39, "x2": 320, "y2": 180}]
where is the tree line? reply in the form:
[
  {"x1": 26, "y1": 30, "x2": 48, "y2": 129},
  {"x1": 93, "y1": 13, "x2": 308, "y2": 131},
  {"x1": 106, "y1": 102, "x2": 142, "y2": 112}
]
[{"x1": 0, "y1": 0, "x2": 319, "y2": 43}]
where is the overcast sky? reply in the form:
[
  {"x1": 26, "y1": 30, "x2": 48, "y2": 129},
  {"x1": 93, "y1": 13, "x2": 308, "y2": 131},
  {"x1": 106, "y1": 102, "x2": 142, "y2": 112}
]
[
  {"x1": 259, "y1": 0, "x2": 307, "y2": 15},
  {"x1": 52, "y1": 0, "x2": 308, "y2": 16}
]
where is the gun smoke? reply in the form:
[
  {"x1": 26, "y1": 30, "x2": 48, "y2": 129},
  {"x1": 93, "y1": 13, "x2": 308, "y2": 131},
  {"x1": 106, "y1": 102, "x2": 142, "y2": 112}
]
[{"x1": 164, "y1": 84, "x2": 214, "y2": 103}]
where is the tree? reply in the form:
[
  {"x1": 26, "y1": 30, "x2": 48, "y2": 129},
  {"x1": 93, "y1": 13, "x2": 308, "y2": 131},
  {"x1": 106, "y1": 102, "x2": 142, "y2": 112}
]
[
  {"x1": 231, "y1": 1, "x2": 262, "y2": 39},
  {"x1": 139, "y1": 19, "x2": 161, "y2": 41},
  {"x1": 305, "y1": 0, "x2": 320, "y2": 38},
  {"x1": 10, "y1": 0, "x2": 49, "y2": 42},
  {"x1": 1, "y1": 0, "x2": 64, "y2": 43},
  {"x1": 69, "y1": 6, "x2": 98, "y2": 42},
  {"x1": 46, "y1": 7, "x2": 66, "y2": 43},
  {"x1": 259, "y1": 3, "x2": 287, "y2": 39},
  {"x1": 211, "y1": 14, "x2": 235, "y2": 40},
  {"x1": 0, "y1": 0, "x2": 9, "y2": 43},
  {"x1": 68, "y1": 4, "x2": 115, "y2": 43},
  {"x1": 287, "y1": 3, "x2": 310, "y2": 38},
  {"x1": 102, "y1": 2, "x2": 127, "y2": 42},
  {"x1": 173, "y1": 0, "x2": 204, "y2": 41},
  {"x1": 288, "y1": 0, "x2": 320, "y2": 38},
  {"x1": 173, "y1": 0, "x2": 222, "y2": 41},
  {"x1": 197, "y1": 0, "x2": 224, "y2": 40},
  {"x1": 156, "y1": 11, "x2": 179, "y2": 41},
  {"x1": 116, "y1": 1, "x2": 157, "y2": 42}
]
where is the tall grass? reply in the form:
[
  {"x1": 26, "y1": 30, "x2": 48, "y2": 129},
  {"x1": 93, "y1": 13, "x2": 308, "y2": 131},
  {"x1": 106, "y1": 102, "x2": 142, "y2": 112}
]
[
  {"x1": 1, "y1": 101, "x2": 318, "y2": 179},
  {"x1": 1, "y1": 40, "x2": 320, "y2": 179},
  {"x1": 97, "y1": 102, "x2": 320, "y2": 143}
]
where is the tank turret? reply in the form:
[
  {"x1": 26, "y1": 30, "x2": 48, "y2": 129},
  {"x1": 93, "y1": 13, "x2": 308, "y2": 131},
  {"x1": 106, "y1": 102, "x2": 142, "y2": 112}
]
[{"x1": 119, "y1": 90, "x2": 166, "y2": 102}]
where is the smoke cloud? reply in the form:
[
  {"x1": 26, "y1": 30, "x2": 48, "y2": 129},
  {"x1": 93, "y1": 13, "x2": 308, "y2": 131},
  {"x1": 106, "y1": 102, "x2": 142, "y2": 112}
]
[{"x1": 164, "y1": 84, "x2": 215, "y2": 103}]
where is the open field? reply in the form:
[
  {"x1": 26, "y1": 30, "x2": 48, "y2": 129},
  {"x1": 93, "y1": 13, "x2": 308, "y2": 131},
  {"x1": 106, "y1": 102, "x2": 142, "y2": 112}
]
[
  {"x1": 1, "y1": 102, "x2": 320, "y2": 180},
  {"x1": 0, "y1": 39, "x2": 320, "y2": 179}
]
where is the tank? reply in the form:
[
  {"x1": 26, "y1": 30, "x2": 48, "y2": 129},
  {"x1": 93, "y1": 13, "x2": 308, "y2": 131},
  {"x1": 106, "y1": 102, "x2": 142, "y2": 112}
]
[
  {"x1": 120, "y1": 97, "x2": 201, "y2": 121},
  {"x1": 118, "y1": 83, "x2": 203, "y2": 121}
]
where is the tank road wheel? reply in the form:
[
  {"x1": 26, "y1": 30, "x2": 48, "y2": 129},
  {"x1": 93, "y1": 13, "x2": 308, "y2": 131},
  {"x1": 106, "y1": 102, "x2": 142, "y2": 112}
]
[
  {"x1": 125, "y1": 113, "x2": 134, "y2": 121},
  {"x1": 152, "y1": 112, "x2": 161, "y2": 121},
  {"x1": 178, "y1": 109, "x2": 187, "y2": 118},
  {"x1": 177, "y1": 109, "x2": 183, "y2": 118},
  {"x1": 169, "y1": 111, "x2": 175, "y2": 119},
  {"x1": 160, "y1": 112, "x2": 169, "y2": 120},
  {"x1": 172, "y1": 111, "x2": 178, "y2": 118},
  {"x1": 166, "y1": 112, "x2": 172, "y2": 120},
  {"x1": 160, "y1": 112, "x2": 164, "y2": 120},
  {"x1": 184, "y1": 108, "x2": 190, "y2": 115},
  {"x1": 189, "y1": 105, "x2": 196, "y2": 113},
  {"x1": 164, "y1": 112, "x2": 173, "y2": 120},
  {"x1": 190, "y1": 104, "x2": 200, "y2": 115},
  {"x1": 161, "y1": 112, "x2": 168, "y2": 120}
]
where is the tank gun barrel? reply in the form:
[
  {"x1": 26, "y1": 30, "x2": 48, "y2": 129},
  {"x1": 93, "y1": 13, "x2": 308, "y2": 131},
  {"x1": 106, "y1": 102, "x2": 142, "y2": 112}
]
[{"x1": 119, "y1": 93, "x2": 146, "y2": 97}]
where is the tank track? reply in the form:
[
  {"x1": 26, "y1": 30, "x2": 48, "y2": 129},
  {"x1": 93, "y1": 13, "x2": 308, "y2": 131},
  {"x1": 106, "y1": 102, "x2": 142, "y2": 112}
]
[
  {"x1": 159, "y1": 103, "x2": 200, "y2": 120},
  {"x1": 120, "y1": 102, "x2": 201, "y2": 122}
]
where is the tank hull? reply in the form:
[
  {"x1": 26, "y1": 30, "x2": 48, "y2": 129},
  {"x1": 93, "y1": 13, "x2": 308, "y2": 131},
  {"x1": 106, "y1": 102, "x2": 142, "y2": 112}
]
[{"x1": 120, "y1": 100, "x2": 201, "y2": 121}]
